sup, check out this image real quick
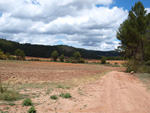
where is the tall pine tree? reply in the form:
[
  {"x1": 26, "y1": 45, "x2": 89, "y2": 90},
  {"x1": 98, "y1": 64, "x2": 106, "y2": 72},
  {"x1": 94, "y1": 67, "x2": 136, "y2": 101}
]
[{"x1": 117, "y1": 1, "x2": 150, "y2": 62}]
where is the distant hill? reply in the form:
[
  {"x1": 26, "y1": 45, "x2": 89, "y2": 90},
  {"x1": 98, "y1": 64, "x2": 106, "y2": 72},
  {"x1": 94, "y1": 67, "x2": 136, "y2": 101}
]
[{"x1": 0, "y1": 39, "x2": 120, "y2": 59}]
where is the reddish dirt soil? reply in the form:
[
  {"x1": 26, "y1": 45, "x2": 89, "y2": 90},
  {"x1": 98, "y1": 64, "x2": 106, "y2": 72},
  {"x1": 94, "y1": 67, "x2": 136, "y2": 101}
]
[
  {"x1": 1, "y1": 61, "x2": 150, "y2": 113},
  {"x1": 0, "y1": 60, "x2": 124, "y2": 83}
]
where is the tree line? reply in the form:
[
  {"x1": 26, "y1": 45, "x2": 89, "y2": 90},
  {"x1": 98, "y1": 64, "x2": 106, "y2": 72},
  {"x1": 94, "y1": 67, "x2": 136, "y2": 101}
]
[
  {"x1": 0, "y1": 48, "x2": 85, "y2": 63},
  {"x1": 0, "y1": 39, "x2": 120, "y2": 59}
]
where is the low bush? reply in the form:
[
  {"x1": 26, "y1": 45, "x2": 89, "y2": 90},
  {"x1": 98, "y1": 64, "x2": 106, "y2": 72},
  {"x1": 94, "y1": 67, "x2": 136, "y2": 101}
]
[
  {"x1": 8, "y1": 102, "x2": 16, "y2": 106},
  {"x1": 101, "y1": 56, "x2": 106, "y2": 64},
  {"x1": 126, "y1": 60, "x2": 150, "y2": 73},
  {"x1": 70, "y1": 59, "x2": 78, "y2": 63},
  {"x1": 22, "y1": 98, "x2": 33, "y2": 106},
  {"x1": 28, "y1": 106, "x2": 37, "y2": 113},
  {"x1": 59, "y1": 93, "x2": 72, "y2": 98},
  {"x1": 126, "y1": 60, "x2": 139, "y2": 72},
  {"x1": 78, "y1": 58, "x2": 85, "y2": 63},
  {"x1": 50, "y1": 95, "x2": 58, "y2": 100},
  {"x1": 29, "y1": 59, "x2": 40, "y2": 61},
  {"x1": 145, "y1": 61, "x2": 150, "y2": 66},
  {"x1": 0, "y1": 78, "x2": 23, "y2": 101},
  {"x1": 0, "y1": 90, "x2": 23, "y2": 101}
]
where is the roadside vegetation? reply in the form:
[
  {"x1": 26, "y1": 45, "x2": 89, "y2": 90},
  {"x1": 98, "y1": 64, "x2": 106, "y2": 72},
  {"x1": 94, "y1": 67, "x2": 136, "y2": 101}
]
[
  {"x1": 0, "y1": 77, "x2": 23, "y2": 101},
  {"x1": 136, "y1": 73, "x2": 150, "y2": 89}
]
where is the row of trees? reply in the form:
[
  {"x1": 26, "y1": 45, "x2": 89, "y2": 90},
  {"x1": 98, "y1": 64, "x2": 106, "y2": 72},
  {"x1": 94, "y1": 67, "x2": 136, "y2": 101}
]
[
  {"x1": 117, "y1": 1, "x2": 150, "y2": 72},
  {"x1": 51, "y1": 51, "x2": 85, "y2": 63},
  {"x1": 0, "y1": 49, "x2": 25, "y2": 60}
]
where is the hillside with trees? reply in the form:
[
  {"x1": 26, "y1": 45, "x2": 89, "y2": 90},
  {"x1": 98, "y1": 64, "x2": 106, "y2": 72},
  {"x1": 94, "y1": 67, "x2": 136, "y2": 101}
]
[{"x1": 0, "y1": 39, "x2": 120, "y2": 59}]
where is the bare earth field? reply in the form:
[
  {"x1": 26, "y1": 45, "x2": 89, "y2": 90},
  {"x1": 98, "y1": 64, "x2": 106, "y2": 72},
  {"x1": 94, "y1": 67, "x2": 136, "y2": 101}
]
[
  {"x1": 0, "y1": 60, "x2": 124, "y2": 83},
  {"x1": 0, "y1": 60, "x2": 150, "y2": 113}
]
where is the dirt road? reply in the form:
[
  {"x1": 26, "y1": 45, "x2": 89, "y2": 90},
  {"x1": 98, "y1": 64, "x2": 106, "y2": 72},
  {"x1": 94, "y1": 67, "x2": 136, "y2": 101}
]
[
  {"x1": 69, "y1": 71, "x2": 150, "y2": 113},
  {"x1": 54, "y1": 71, "x2": 150, "y2": 113}
]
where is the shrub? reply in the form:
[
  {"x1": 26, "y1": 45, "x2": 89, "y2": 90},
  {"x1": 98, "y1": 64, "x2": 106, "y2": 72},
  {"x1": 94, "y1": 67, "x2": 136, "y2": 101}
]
[
  {"x1": 8, "y1": 102, "x2": 16, "y2": 106},
  {"x1": 57, "y1": 85, "x2": 65, "y2": 89},
  {"x1": 65, "y1": 59, "x2": 70, "y2": 63},
  {"x1": 30, "y1": 59, "x2": 40, "y2": 61},
  {"x1": 126, "y1": 60, "x2": 138, "y2": 72},
  {"x1": 138, "y1": 65, "x2": 150, "y2": 73},
  {"x1": 6, "y1": 52, "x2": 11, "y2": 60},
  {"x1": 60, "y1": 54, "x2": 64, "y2": 62},
  {"x1": 51, "y1": 51, "x2": 58, "y2": 61},
  {"x1": 114, "y1": 62, "x2": 118, "y2": 65},
  {"x1": 78, "y1": 58, "x2": 85, "y2": 63},
  {"x1": 15, "y1": 49, "x2": 25, "y2": 60},
  {"x1": 0, "y1": 90, "x2": 23, "y2": 101},
  {"x1": 50, "y1": 95, "x2": 58, "y2": 100},
  {"x1": 73, "y1": 51, "x2": 81, "y2": 61},
  {"x1": 22, "y1": 98, "x2": 33, "y2": 106},
  {"x1": 59, "y1": 93, "x2": 72, "y2": 98},
  {"x1": 28, "y1": 106, "x2": 37, "y2": 113},
  {"x1": 70, "y1": 59, "x2": 78, "y2": 63},
  {"x1": 101, "y1": 56, "x2": 106, "y2": 64},
  {"x1": 0, "y1": 78, "x2": 23, "y2": 101},
  {"x1": 145, "y1": 61, "x2": 150, "y2": 66}
]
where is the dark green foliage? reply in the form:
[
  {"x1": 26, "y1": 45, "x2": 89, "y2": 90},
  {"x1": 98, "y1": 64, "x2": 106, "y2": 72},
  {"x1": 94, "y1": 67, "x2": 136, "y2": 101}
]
[
  {"x1": 117, "y1": 1, "x2": 150, "y2": 61},
  {"x1": 0, "y1": 49, "x2": 6, "y2": 60},
  {"x1": 101, "y1": 56, "x2": 106, "y2": 64},
  {"x1": 117, "y1": 1, "x2": 150, "y2": 73},
  {"x1": 59, "y1": 93, "x2": 72, "y2": 98},
  {"x1": 73, "y1": 51, "x2": 81, "y2": 60},
  {"x1": 72, "y1": 51, "x2": 85, "y2": 63},
  {"x1": 22, "y1": 98, "x2": 33, "y2": 106},
  {"x1": 6, "y1": 52, "x2": 11, "y2": 59},
  {"x1": 106, "y1": 56, "x2": 124, "y2": 60},
  {"x1": 78, "y1": 58, "x2": 85, "y2": 63},
  {"x1": 60, "y1": 54, "x2": 64, "y2": 62},
  {"x1": 51, "y1": 51, "x2": 58, "y2": 61},
  {"x1": 50, "y1": 95, "x2": 58, "y2": 100},
  {"x1": 28, "y1": 106, "x2": 37, "y2": 113},
  {"x1": 15, "y1": 49, "x2": 25, "y2": 60},
  {"x1": 145, "y1": 61, "x2": 150, "y2": 66}
]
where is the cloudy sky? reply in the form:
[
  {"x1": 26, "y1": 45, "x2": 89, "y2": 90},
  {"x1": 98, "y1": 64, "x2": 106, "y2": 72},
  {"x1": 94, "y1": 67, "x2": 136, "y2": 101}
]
[{"x1": 0, "y1": 0, "x2": 150, "y2": 51}]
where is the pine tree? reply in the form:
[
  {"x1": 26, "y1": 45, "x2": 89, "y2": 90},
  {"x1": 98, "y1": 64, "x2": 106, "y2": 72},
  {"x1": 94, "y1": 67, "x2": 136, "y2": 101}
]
[{"x1": 117, "y1": 1, "x2": 150, "y2": 62}]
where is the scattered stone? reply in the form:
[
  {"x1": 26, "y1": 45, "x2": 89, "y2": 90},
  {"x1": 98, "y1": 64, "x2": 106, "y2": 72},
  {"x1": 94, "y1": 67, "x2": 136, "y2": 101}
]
[
  {"x1": 11, "y1": 76, "x2": 15, "y2": 78},
  {"x1": 130, "y1": 71, "x2": 134, "y2": 74}
]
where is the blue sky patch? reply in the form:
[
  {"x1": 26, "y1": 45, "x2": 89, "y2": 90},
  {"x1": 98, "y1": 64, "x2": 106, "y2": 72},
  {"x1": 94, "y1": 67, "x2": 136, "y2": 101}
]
[
  {"x1": 112, "y1": 0, "x2": 150, "y2": 10},
  {"x1": 0, "y1": 13, "x2": 2, "y2": 17},
  {"x1": 31, "y1": 0, "x2": 40, "y2": 5}
]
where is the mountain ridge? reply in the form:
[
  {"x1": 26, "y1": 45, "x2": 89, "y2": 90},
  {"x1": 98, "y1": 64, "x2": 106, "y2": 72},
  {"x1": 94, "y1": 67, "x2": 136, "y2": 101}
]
[{"x1": 0, "y1": 39, "x2": 120, "y2": 59}]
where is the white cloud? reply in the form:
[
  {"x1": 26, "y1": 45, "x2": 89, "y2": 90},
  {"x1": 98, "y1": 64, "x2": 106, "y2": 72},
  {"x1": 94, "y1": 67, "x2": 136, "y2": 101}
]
[
  {"x1": 0, "y1": 0, "x2": 129, "y2": 51},
  {"x1": 146, "y1": 8, "x2": 150, "y2": 14}
]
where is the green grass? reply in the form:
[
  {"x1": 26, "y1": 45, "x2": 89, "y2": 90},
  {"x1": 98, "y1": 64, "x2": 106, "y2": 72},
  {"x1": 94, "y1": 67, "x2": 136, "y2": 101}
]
[
  {"x1": 0, "y1": 90, "x2": 23, "y2": 101},
  {"x1": 59, "y1": 93, "x2": 72, "y2": 98},
  {"x1": 8, "y1": 102, "x2": 16, "y2": 106},
  {"x1": 57, "y1": 84, "x2": 70, "y2": 89}
]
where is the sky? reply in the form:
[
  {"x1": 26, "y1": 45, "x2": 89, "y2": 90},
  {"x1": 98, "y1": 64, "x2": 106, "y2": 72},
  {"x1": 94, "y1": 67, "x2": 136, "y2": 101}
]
[{"x1": 0, "y1": 0, "x2": 150, "y2": 51}]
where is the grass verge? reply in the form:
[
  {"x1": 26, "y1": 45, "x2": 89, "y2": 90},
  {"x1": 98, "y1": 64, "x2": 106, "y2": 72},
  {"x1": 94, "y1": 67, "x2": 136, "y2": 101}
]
[{"x1": 136, "y1": 73, "x2": 150, "y2": 89}]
